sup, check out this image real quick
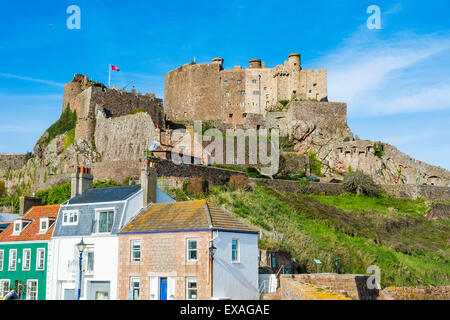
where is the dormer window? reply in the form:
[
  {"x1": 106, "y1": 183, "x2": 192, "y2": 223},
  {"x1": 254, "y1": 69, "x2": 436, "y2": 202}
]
[
  {"x1": 39, "y1": 217, "x2": 55, "y2": 233},
  {"x1": 63, "y1": 211, "x2": 78, "y2": 226},
  {"x1": 94, "y1": 209, "x2": 115, "y2": 234},
  {"x1": 12, "y1": 220, "x2": 31, "y2": 236}
]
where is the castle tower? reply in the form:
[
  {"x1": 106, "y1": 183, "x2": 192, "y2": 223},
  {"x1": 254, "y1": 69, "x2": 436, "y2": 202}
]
[
  {"x1": 288, "y1": 53, "x2": 301, "y2": 70},
  {"x1": 62, "y1": 74, "x2": 84, "y2": 111},
  {"x1": 249, "y1": 59, "x2": 262, "y2": 69},
  {"x1": 212, "y1": 57, "x2": 224, "y2": 69}
]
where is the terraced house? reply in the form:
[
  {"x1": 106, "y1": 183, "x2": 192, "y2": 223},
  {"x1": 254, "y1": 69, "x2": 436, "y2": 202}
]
[
  {"x1": 118, "y1": 199, "x2": 259, "y2": 300},
  {"x1": 0, "y1": 204, "x2": 60, "y2": 300},
  {"x1": 47, "y1": 165, "x2": 174, "y2": 300}
]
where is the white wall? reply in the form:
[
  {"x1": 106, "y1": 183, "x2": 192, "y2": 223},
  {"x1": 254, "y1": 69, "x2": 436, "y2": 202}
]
[
  {"x1": 212, "y1": 231, "x2": 259, "y2": 300},
  {"x1": 48, "y1": 236, "x2": 119, "y2": 300}
]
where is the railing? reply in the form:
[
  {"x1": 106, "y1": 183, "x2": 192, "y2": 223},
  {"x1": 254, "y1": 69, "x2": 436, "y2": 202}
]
[
  {"x1": 255, "y1": 280, "x2": 268, "y2": 300},
  {"x1": 275, "y1": 265, "x2": 285, "y2": 289}
]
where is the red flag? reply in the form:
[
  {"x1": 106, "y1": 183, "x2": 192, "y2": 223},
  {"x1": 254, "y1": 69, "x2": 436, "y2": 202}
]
[{"x1": 111, "y1": 65, "x2": 120, "y2": 71}]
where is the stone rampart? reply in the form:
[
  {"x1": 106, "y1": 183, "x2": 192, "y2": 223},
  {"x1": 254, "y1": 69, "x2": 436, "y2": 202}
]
[{"x1": 0, "y1": 154, "x2": 27, "y2": 171}]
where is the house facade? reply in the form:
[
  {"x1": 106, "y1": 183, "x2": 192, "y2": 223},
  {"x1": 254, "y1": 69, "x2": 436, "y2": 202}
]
[
  {"x1": 47, "y1": 165, "x2": 174, "y2": 300},
  {"x1": 118, "y1": 199, "x2": 259, "y2": 300},
  {"x1": 0, "y1": 204, "x2": 59, "y2": 300}
]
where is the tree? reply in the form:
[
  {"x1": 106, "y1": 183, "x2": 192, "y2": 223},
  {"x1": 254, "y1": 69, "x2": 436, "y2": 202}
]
[{"x1": 343, "y1": 170, "x2": 380, "y2": 197}]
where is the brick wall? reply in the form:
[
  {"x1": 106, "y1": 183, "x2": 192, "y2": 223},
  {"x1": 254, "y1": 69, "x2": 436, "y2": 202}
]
[{"x1": 118, "y1": 231, "x2": 213, "y2": 300}]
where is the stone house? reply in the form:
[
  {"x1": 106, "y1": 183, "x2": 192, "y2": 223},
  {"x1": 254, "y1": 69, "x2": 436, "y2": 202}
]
[
  {"x1": 117, "y1": 199, "x2": 259, "y2": 300},
  {"x1": 47, "y1": 165, "x2": 174, "y2": 300}
]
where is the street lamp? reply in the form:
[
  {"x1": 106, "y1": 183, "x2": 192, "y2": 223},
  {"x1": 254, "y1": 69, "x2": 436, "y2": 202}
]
[
  {"x1": 209, "y1": 244, "x2": 217, "y2": 261},
  {"x1": 76, "y1": 238, "x2": 87, "y2": 300}
]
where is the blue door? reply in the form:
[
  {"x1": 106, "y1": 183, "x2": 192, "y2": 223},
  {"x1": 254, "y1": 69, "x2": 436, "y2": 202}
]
[{"x1": 159, "y1": 278, "x2": 168, "y2": 300}]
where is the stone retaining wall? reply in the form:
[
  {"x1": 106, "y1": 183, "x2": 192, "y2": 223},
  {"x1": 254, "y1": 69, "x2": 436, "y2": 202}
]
[
  {"x1": 278, "y1": 275, "x2": 351, "y2": 300},
  {"x1": 384, "y1": 286, "x2": 450, "y2": 300}
]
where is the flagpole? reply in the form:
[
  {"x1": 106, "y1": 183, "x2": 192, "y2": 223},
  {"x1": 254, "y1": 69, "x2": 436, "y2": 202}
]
[{"x1": 108, "y1": 64, "x2": 111, "y2": 88}]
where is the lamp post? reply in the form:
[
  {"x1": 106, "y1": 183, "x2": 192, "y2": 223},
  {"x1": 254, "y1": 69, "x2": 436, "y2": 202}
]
[
  {"x1": 76, "y1": 238, "x2": 87, "y2": 300},
  {"x1": 208, "y1": 243, "x2": 217, "y2": 298}
]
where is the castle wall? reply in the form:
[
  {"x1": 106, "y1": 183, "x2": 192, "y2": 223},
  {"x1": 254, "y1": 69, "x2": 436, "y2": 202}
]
[
  {"x1": 165, "y1": 62, "x2": 221, "y2": 122},
  {"x1": 0, "y1": 154, "x2": 27, "y2": 171},
  {"x1": 164, "y1": 54, "x2": 328, "y2": 125},
  {"x1": 94, "y1": 108, "x2": 156, "y2": 163}
]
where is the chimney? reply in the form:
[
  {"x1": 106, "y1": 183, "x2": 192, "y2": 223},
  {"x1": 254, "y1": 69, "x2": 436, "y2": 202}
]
[
  {"x1": 19, "y1": 196, "x2": 42, "y2": 216},
  {"x1": 141, "y1": 160, "x2": 157, "y2": 208},
  {"x1": 71, "y1": 166, "x2": 93, "y2": 198},
  {"x1": 155, "y1": 124, "x2": 161, "y2": 143}
]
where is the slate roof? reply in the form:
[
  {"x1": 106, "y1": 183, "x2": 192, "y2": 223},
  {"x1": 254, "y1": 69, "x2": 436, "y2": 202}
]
[
  {"x1": 66, "y1": 185, "x2": 141, "y2": 204},
  {"x1": 0, "y1": 205, "x2": 60, "y2": 242},
  {"x1": 0, "y1": 213, "x2": 19, "y2": 222},
  {"x1": 120, "y1": 200, "x2": 257, "y2": 234}
]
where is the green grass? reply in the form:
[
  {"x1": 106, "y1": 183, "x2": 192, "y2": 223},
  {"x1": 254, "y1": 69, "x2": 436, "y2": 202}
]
[
  {"x1": 130, "y1": 108, "x2": 149, "y2": 115},
  {"x1": 308, "y1": 193, "x2": 428, "y2": 216},
  {"x1": 207, "y1": 184, "x2": 450, "y2": 287}
]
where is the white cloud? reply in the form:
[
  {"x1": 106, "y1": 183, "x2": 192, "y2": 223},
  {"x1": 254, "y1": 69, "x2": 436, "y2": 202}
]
[
  {"x1": 317, "y1": 31, "x2": 450, "y2": 118},
  {"x1": 0, "y1": 72, "x2": 64, "y2": 87}
]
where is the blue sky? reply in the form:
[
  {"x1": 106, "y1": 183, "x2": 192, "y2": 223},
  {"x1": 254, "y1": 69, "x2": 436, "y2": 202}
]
[{"x1": 0, "y1": 0, "x2": 449, "y2": 169}]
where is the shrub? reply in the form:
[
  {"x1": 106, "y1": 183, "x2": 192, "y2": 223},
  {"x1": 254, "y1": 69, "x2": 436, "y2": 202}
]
[
  {"x1": 374, "y1": 142, "x2": 384, "y2": 158},
  {"x1": 130, "y1": 108, "x2": 149, "y2": 115},
  {"x1": 64, "y1": 128, "x2": 75, "y2": 151},
  {"x1": 40, "y1": 108, "x2": 77, "y2": 146},
  {"x1": 308, "y1": 151, "x2": 324, "y2": 177},
  {"x1": 0, "y1": 180, "x2": 7, "y2": 198},
  {"x1": 228, "y1": 175, "x2": 249, "y2": 190},
  {"x1": 343, "y1": 170, "x2": 381, "y2": 196},
  {"x1": 185, "y1": 178, "x2": 209, "y2": 196},
  {"x1": 36, "y1": 183, "x2": 71, "y2": 205},
  {"x1": 244, "y1": 166, "x2": 262, "y2": 178},
  {"x1": 298, "y1": 179, "x2": 313, "y2": 194}
]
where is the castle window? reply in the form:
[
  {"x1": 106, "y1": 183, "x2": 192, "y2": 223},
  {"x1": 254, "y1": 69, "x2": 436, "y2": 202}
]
[
  {"x1": 240, "y1": 91, "x2": 245, "y2": 96},
  {"x1": 224, "y1": 80, "x2": 228, "y2": 85},
  {"x1": 225, "y1": 91, "x2": 229, "y2": 97},
  {"x1": 313, "y1": 83, "x2": 317, "y2": 87},
  {"x1": 253, "y1": 91, "x2": 260, "y2": 95},
  {"x1": 237, "y1": 80, "x2": 242, "y2": 84},
  {"x1": 293, "y1": 90, "x2": 297, "y2": 94},
  {"x1": 308, "y1": 90, "x2": 312, "y2": 93},
  {"x1": 242, "y1": 113, "x2": 247, "y2": 118},
  {"x1": 252, "y1": 79, "x2": 257, "y2": 84},
  {"x1": 264, "y1": 87, "x2": 267, "y2": 91},
  {"x1": 240, "y1": 102, "x2": 245, "y2": 107},
  {"x1": 229, "y1": 114, "x2": 233, "y2": 118}
]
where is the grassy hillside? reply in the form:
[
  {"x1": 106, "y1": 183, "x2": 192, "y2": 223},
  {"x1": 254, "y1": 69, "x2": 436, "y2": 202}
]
[{"x1": 183, "y1": 184, "x2": 450, "y2": 287}]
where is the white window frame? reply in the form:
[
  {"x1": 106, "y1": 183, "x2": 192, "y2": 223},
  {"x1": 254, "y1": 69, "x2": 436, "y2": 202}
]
[
  {"x1": 232, "y1": 239, "x2": 240, "y2": 263},
  {"x1": 187, "y1": 239, "x2": 198, "y2": 262},
  {"x1": 62, "y1": 210, "x2": 79, "y2": 226},
  {"x1": 130, "y1": 277, "x2": 140, "y2": 300},
  {"x1": 0, "y1": 250, "x2": 3, "y2": 272},
  {"x1": 0, "y1": 279, "x2": 10, "y2": 298},
  {"x1": 8, "y1": 249, "x2": 17, "y2": 271},
  {"x1": 39, "y1": 218, "x2": 50, "y2": 233},
  {"x1": 13, "y1": 221, "x2": 22, "y2": 235},
  {"x1": 36, "y1": 248, "x2": 45, "y2": 271},
  {"x1": 22, "y1": 249, "x2": 31, "y2": 271},
  {"x1": 131, "y1": 240, "x2": 141, "y2": 262},
  {"x1": 94, "y1": 208, "x2": 115, "y2": 234},
  {"x1": 26, "y1": 280, "x2": 38, "y2": 300},
  {"x1": 84, "y1": 248, "x2": 95, "y2": 275},
  {"x1": 186, "y1": 277, "x2": 197, "y2": 300}
]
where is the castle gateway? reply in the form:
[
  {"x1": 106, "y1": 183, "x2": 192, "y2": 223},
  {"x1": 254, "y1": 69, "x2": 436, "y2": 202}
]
[{"x1": 164, "y1": 53, "x2": 327, "y2": 125}]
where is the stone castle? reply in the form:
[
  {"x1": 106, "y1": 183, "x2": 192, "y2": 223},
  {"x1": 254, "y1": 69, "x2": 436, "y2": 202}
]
[
  {"x1": 165, "y1": 53, "x2": 327, "y2": 125},
  {"x1": 1, "y1": 52, "x2": 450, "y2": 197}
]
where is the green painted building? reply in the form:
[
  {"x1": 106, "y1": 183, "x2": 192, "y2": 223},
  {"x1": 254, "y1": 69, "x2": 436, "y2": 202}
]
[{"x1": 0, "y1": 205, "x2": 59, "y2": 300}]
